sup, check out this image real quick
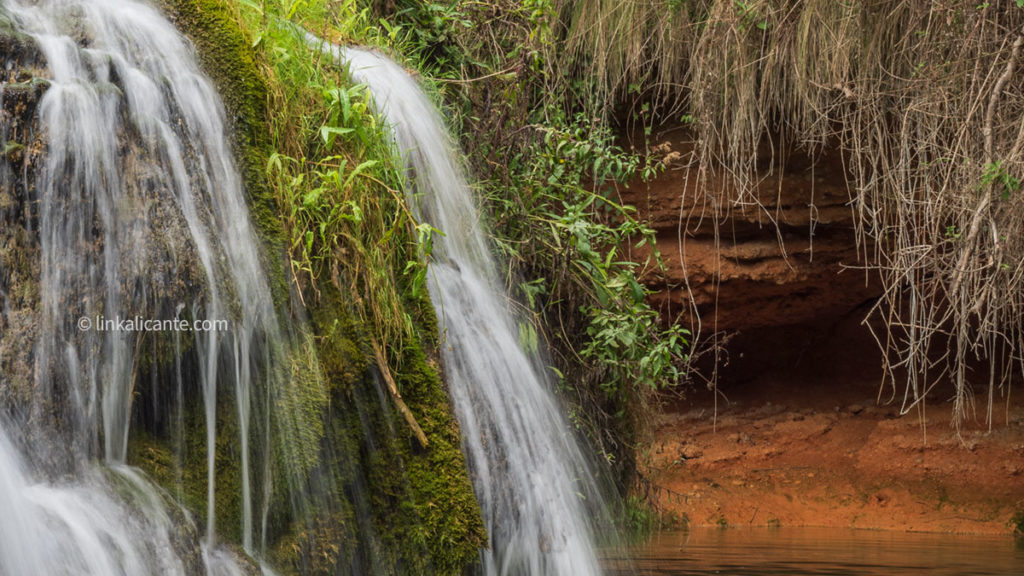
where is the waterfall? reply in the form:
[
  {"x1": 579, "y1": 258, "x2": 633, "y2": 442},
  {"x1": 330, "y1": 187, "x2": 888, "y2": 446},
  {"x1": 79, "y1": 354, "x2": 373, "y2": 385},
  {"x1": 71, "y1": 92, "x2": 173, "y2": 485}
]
[
  {"x1": 328, "y1": 45, "x2": 610, "y2": 576},
  {"x1": 0, "y1": 0, "x2": 283, "y2": 571},
  {"x1": 0, "y1": 0, "x2": 603, "y2": 570},
  {"x1": 0, "y1": 425, "x2": 192, "y2": 576}
]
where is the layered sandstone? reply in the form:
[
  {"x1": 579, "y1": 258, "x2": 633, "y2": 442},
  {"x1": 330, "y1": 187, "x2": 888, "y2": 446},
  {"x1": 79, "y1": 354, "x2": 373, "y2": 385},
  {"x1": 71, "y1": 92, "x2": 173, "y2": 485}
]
[{"x1": 624, "y1": 129, "x2": 881, "y2": 349}]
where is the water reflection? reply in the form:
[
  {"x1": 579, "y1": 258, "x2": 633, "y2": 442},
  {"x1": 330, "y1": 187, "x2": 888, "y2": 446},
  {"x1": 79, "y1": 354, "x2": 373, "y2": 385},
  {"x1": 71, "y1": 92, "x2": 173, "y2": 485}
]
[{"x1": 607, "y1": 528, "x2": 1023, "y2": 575}]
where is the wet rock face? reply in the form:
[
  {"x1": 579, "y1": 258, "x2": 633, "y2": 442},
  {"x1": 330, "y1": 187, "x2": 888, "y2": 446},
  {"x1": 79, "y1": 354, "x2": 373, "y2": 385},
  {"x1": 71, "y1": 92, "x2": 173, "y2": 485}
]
[
  {"x1": 626, "y1": 129, "x2": 881, "y2": 339},
  {"x1": 0, "y1": 32, "x2": 46, "y2": 412},
  {"x1": 0, "y1": 26, "x2": 208, "y2": 426}
]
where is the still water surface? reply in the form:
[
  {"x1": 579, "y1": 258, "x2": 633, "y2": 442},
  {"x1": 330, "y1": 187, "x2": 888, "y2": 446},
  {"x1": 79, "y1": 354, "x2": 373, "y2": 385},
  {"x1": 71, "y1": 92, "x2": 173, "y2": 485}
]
[{"x1": 608, "y1": 528, "x2": 1023, "y2": 575}]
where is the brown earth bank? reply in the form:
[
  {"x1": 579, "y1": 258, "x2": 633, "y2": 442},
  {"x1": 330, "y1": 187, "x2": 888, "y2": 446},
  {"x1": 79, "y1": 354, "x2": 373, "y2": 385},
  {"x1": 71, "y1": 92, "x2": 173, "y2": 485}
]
[
  {"x1": 642, "y1": 321, "x2": 1024, "y2": 535},
  {"x1": 621, "y1": 125, "x2": 880, "y2": 336},
  {"x1": 624, "y1": 122, "x2": 1024, "y2": 535}
]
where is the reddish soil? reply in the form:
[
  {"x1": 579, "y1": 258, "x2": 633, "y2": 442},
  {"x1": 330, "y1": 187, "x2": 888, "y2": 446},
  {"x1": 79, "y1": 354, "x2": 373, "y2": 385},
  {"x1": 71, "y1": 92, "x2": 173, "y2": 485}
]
[
  {"x1": 628, "y1": 123, "x2": 1024, "y2": 535},
  {"x1": 622, "y1": 127, "x2": 878, "y2": 335},
  {"x1": 644, "y1": 324, "x2": 1024, "y2": 535}
]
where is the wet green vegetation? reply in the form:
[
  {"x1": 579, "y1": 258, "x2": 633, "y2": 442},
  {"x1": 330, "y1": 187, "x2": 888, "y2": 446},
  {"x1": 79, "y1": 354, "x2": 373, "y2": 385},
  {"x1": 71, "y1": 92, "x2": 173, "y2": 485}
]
[{"x1": 135, "y1": 3, "x2": 688, "y2": 571}]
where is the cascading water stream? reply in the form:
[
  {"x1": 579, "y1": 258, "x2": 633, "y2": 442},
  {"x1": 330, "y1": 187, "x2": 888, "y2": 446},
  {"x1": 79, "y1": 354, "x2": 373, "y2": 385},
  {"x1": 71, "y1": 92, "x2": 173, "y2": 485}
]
[
  {"x1": 0, "y1": 425, "x2": 191, "y2": 576},
  {"x1": 324, "y1": 45, "x2": 611, "y2": 576},
  {"x1": 0, "y1": 0, "x2": 285, "y2": 571}
]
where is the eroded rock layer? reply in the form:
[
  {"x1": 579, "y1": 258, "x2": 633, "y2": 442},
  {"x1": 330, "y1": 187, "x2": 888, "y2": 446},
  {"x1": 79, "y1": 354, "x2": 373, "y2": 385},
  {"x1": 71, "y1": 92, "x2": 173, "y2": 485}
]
[{"x1": 626, "y1": 128, "x2": 881, "y2": 341}]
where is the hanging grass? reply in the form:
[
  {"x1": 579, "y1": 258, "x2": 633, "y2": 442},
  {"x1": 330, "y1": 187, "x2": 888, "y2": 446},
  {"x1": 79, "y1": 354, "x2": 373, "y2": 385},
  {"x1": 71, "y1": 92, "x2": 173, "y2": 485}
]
[{"x1": 549, "y1": 0, "x2": 1024, "y2": 430}]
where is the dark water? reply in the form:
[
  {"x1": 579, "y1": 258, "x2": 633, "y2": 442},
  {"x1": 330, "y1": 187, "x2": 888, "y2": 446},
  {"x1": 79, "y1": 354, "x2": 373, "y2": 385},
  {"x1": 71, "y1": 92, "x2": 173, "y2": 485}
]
[{"x1": 607, "y1": 528, "x2": 1024, "y2": 575}]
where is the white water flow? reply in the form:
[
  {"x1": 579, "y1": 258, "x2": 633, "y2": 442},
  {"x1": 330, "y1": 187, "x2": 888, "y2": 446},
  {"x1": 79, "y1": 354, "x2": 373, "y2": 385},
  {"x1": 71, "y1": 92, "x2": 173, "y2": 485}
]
[
  {"x1": 0, "y1": 427, "x2": 172, "y2": 576},
  {"x1": 1, "y1": 0, "x2": 282, "y2": 570},
  {"x1": 333, "y1": 46, "x2": 607, "y2": 576}
]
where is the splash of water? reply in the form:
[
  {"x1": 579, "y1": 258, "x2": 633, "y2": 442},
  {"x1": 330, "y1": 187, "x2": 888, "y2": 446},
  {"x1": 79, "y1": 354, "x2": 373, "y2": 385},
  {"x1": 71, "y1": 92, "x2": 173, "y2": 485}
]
[
  {"x1": 1, "y1": 425, "x2": 276, "y2": 575},
  {"x1": 322, "y1": 44, "x2": 610, "y2": 575}
]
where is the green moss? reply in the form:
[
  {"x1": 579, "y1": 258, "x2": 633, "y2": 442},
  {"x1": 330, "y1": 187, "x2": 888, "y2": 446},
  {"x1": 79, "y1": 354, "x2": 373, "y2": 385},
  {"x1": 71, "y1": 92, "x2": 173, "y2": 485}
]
[
  {"x1": 0, "y1": 6, "x2": 13, "y2": 35},
  {"x1": 378, "y1": 248, "x2": 486, "y2": 572},
  {"x1": 159, "y1": 0, "x2": 289, "y2": 310},
  {"x1": 0, "y1": 225, "x2": 39, "y2": 410},
  {"x1": 128, "y1": 390, "x2": 245, "y2": 544},
  {"x1": 274, "y1": 332, "x2": 330, "y2": 479},
  {"x1": 130, "y1": 2, "x2": 487, "y2": 573},
  {"x1": 279, "y1": 280, "x2": 485, "y2": 575},
  {"x1": 309, "y1": 284, "x2": 368, "y2": 392},
  {"x1": 387, "y1": 338, "x2": 487, "y2": 573},
  {"x1": 0, "y1": 5, "x2": 29, "y2": 48}
]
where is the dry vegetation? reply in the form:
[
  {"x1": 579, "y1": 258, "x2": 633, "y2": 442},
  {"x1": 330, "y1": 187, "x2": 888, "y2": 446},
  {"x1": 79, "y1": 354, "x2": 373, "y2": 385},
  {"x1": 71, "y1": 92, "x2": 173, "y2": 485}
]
[{"x1": 553, "y1": 0, "x2": 1024, "y2": 429}]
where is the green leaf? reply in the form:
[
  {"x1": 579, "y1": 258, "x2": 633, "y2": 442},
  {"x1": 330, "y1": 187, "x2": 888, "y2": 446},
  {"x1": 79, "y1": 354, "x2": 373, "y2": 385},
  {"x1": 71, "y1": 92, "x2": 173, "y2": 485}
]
[
  {"x1": 302, "y1": 187, "x2": 323, "y2": 208},
  {"x1": 319, "y1": 125, "x2": 354, "y2": 148},
  {"x1": 266, "y1": 152, "x2": 284, "y2": 175},
  {"x1": 3, "y1": 141, "x2": 24, "y2": 156},
  {"x1": 286, "y1": 0, "x2": 307, "y2": 19},
  {"x1": 629, "y1": 278, "x2": 645, "y2": 302},
  {"x1": 518, "y1": 322, "x2": 539, "y2": 353},
  {"x1": 342, "y1": 159, "x2": 378, "y2": 189}
]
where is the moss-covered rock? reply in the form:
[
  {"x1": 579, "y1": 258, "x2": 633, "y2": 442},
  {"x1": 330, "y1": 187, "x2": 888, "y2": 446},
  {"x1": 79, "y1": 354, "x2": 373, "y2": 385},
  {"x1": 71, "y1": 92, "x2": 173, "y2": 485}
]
[
  {"x1": 0, "y1": 18, "x2": 46, "y2": 416},
  {"x1": 127, "y1": 393, "x2": 246, "y2": 545},
  {"x1": 126, "y1": 2, "x2": 487, "y2": 574},
  {"x1": 386, "y1": 336, "x2": 487, "y2": 573},
  {"x1": 159, "y1": 0, "x2": 289, "y2": 310},
  {"x1": 261, "y1": 279, "x2": 484, "y2": 575}
]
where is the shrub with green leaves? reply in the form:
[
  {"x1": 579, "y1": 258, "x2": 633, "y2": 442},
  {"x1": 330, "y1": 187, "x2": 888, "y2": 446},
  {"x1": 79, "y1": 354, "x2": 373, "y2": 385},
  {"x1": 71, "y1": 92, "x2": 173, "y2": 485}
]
[
  {"x1": 363, "y1": 0, "x2": 692, "y2": 482},
  {"x1": 482, "y1": 111, "x2": 688, "y2": 474}
]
